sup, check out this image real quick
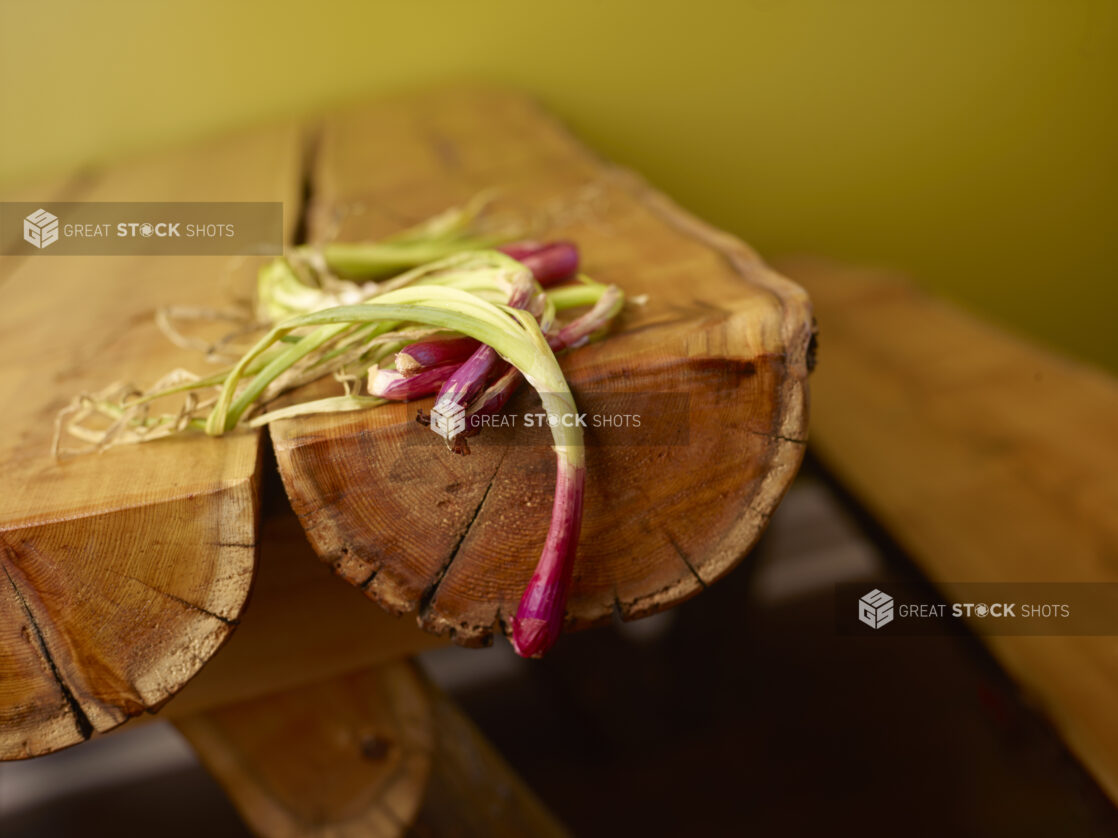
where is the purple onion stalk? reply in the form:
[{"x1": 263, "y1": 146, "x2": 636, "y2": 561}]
[
  {"x1": 369, "y1": 363, "x2": 459, "y2": 400},
  {"x1": 498, "y1": 240, "x2": 580, "y2": 287},
  {"x1": 482, "y1": 287, "x2": 623, "y2": 657},
  {"x1": 394, "y1": 335, "x2": 480, "y2": 376},
  {"x1": 465, "y1": 366, "x2": 522, "y2": 429},
  {"x1": 511, "y1": 453, "x2": 586, "y2": 657}
]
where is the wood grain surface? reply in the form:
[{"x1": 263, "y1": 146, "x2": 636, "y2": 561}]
[
  {"x1": 176, "y1": 662, "x2": 569, "y2": 838},
  {"x1": 0, "y1": 86, "x2": 813, "y2": 762},
  {"x1": 780, "y1": 257, "x2": 1118, "y2": 804},
  {"x1": 176, "y1": 663, "x2": 435, "y2": 838},
  {"x1": 0, "y1": 124, "x2": 303, "y2": 758},
  {"x1": 270, "y1": 87, "x2": 814, "y2": 647}
]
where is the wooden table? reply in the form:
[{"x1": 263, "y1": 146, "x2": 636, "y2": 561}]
[{"x1": 0, "y1": 86, "x2": 813, "y2": 834}]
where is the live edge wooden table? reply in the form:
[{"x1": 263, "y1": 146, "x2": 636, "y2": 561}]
[{"x1": 0, "y1": 86, "x2": 812, "y2": 834}]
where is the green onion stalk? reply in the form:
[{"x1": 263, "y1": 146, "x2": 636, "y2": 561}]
[{"x1": 293, "y1": 191, "x2": 515, "y2": 282}]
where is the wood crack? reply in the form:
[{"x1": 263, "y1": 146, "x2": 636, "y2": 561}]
[
  {"x1": 292, "y1": 125, "x2": 323, "y2": 246},
  {"x1": 416, "y1": 457, "x2": 504, "y2": 620},
  {"x1": 612, "y1": 593, "x2": 625, "y2": 620},
  {"x1": 747, "y1": 428, "x2": 808, "y2": 446},
  {"x1": 1, "y1": 562, "x2": 94, "y2": 741},
  {"x1": 121, "y1": 574, "x2": 239, "y2": 626},
  {"x1": 665, "y1": 531, "x2": 707, "y2": 590}
]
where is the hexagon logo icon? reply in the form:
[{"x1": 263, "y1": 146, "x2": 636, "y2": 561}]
[
  {"x1": 23, "y1": 208, "x2": 59, "y2": 249},
  {"x1": 430, "y1": 401, "x2": 466, "y2": 440},
  {"x1": 858, "y1": 588, "x2": 894, "y2": 629}
]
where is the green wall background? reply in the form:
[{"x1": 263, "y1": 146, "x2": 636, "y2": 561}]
[{"x1": 2, "y1": 1, "x2": 1115, "y2": 369}]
